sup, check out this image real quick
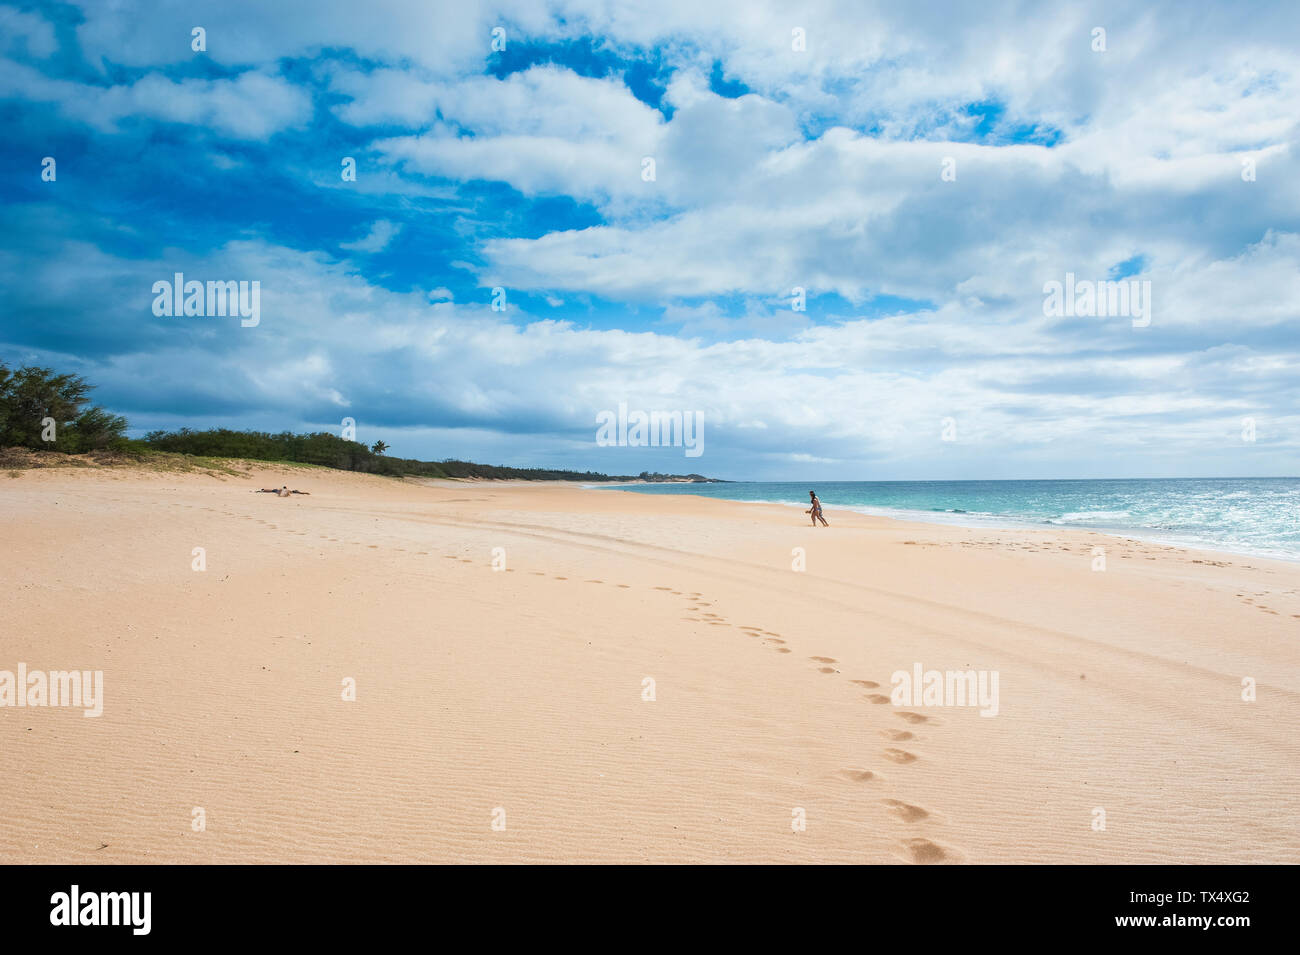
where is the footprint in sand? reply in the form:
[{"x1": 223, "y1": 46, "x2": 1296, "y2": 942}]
[
  {"x1": 531, "y1": 571, "x2": 546, "y2": 576},
  {"x1": 864, "y1": 694, "x2": 891, "y2": 704},
  {"x1": 901, "y1": 838, "x2": 950, "y2": 864},
  {"x1": 883, "y1": 748, "x2": 918, "y2": 764},
  {"x1": 883, "y1": 799, "x2": 929, "y2": 822},
  {"x1": 553, "y1": 576, "x2": 568, "y2": 580},
  {"x1": 617, "y1": 584, "x2": 630, "y2": 589},
  {"x1": 653, "y1": 586, "x2": 673, "y2": 591},
  {"x1": 895, "y1": 711, "x2": 929, "y2": 724},
  {"x1": 836, "y1": 769, "x2": 876, "y2": 782},
  {"x1": 763, "y1": 637, "x2": 786, "y2": 645},
  {"x1": 586, "y1": 579, "x2": 603, "y2": 584},
  {"x1": 880, "y1": 729, "x2": 914, "y2": 741},
  {"x1": 817, "y1": 667, "x2": 837, "y2": 674},
  {"x1": 850, "y1": 680, "x2": 881, "y2": 689},
  {"x1": 776, "y1": 648, "x2": 792, "y2": 653},
  {"x1": 810, "y1": 656, "x2": 836, "y2": 664}
]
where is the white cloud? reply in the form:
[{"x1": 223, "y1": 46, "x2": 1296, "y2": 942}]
[
  {"x1": 341, "y1": 219, "x2": 402, "y2": 253},
  {"x1": 0, "y1": 6, "x2": 57, "y2": 58},
  {"x1": 0, "y1": 62, "x2": 311, "y2": 138},
  {"x1": 368, "y1": 66, "x2": 667, "y2": 207},
  {"x1": 5, "y1": 232, "x2": 1298, "y2": 478}
]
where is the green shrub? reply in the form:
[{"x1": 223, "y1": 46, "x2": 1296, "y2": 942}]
[{"x1": 0, "y1": 363, "x2": 128, "y2": 452}]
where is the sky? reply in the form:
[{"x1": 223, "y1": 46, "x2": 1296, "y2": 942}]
[{"x1": 0, "y1": 0, "x2": 1297, "y2": 481}]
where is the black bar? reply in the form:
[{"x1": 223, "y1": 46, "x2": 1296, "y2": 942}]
[{"x1": 0, "y1": 864, "x2": 1280, "y2": 942}]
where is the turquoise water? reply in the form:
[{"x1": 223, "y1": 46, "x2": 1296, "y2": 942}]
[{"x1": 600, "y1": 478, "x2": 1300, "y2": 562}]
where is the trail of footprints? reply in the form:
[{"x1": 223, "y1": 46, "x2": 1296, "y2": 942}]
[
  {"x1": 226, "y1": 506, "x2": 954, "y2": 862},
  {"x1": 673, "y1": 587, "x2": 955, "y2": 863},
  {"x1": 1235, "y1": 589, "x2": 1300, "y2": 618},
  {"x1": 805, "y1": 653, "x2": 950, "y2": 862}
]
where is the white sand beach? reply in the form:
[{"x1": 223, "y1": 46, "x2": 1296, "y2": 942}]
[{"x1": 2, "y1": 462, "x2": 1298, "y2": 863}]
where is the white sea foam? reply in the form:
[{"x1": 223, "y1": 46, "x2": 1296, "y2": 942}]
[{"x1": 1050, "y1": 510, "x2": 1132, "y2": 523}]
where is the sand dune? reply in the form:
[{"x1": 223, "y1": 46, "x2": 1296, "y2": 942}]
[{"x1": 2, "y1": 463, "x2": 1298, "y2": 863}]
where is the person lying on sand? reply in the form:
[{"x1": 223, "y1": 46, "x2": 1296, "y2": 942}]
[
  {"x1": 256, "y1": 486, "x2": 310, "y2": 496},
  {"x1": 806, "y1": 490, "x2": 829, "y2": 527}
]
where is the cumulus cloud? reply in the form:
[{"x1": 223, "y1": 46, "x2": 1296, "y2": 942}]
[
  {"x1": 3, "y1": 223, "x2": 1297, "y2": 478},
  {"x1": 367, "y1": 66, "x2": 668, "y2": 209},
  {"x1": 0, "y1": 62, "x2": 311, "y2": 138}
]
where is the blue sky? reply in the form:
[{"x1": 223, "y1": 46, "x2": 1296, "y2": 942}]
[{"x1": 1, "y1": 0, "x2": 1298, "y2": 480}]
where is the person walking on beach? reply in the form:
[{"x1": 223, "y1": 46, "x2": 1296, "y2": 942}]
[{"x1": 807, "y1": 490, "x2": 829, "y2": 527}]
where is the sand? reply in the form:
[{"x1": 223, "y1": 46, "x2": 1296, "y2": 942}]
[{"x1": 2, "y1": 462, "x2": 1298, "y2": 864}]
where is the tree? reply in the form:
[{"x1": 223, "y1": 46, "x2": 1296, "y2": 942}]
[
  {"x1": 371, "y1": 440, "x2": 389, "y2": 455},
  {"x1": 0, "y1": 363, "x2": 128, "y2": 452}
]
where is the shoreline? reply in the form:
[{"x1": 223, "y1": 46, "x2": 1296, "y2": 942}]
[
  {"x1": 596, "y1": 483, "x2": 1300, "y2": 567},
  {"x1": 8, "y1": 454, "x2": 1296, "y2": 565}
]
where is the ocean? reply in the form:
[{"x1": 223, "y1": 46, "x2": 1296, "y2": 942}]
[{"x1": 599, "y1": 478, "x2": 1300, "y2": 562}]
